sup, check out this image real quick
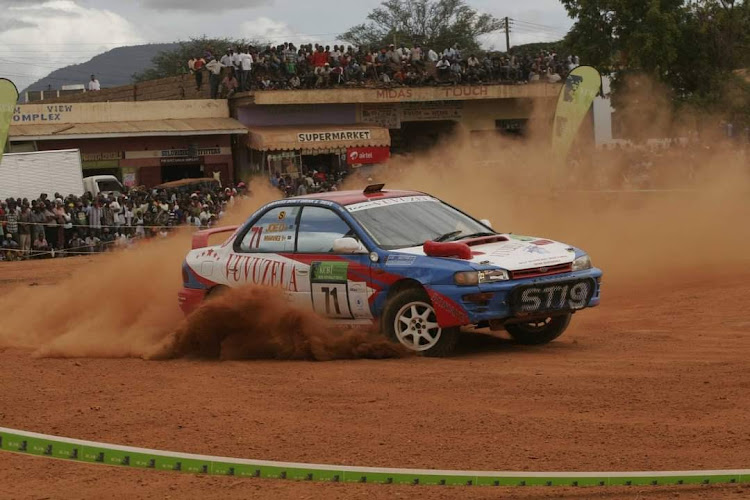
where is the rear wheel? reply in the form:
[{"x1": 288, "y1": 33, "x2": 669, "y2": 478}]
[
  {"x1": 381, "y1": 288, "x2": 459, "y2": 357},
  {"x1": 505, "y1": 314, "x2": 571, "y2": 345}
]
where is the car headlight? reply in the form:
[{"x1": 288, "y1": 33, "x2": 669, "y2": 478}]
[
  {"x1": 454, "y1": 269, "x2": 509, "y2": 286},
  {"x1": 572, "y1": 255, "x2": 592, "y2": 271},
  {"x1": 454, "y1": 271, "x2": 479, "y2": 286}
]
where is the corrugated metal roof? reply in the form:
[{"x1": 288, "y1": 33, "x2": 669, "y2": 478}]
[
  {"x1": 245, "y1": 124, "x2": 390, "y2": 151},
  {"x1": 10, "y1": 118, "x2": 248, "y2": 141}
]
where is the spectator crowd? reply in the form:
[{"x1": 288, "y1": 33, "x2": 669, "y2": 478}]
[
  {"x1": 0, "y1": 182, "x2": 249, "y2": 261},
  {"x1": 188, "y1": 43, "x2": 580, "y2": 96},
  {"x1": 270, "y1": 166, "x2": 347, "y2": 198}
]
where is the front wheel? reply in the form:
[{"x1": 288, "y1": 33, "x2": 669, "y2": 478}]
[
  {"x1": 381, "y1": 288, "x2": 459, "y2": 357},
  {"x1": 505, "y1": 314, "x2": 572, "y2": 345}
]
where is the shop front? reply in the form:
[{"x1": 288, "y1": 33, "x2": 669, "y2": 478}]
[
  {"x1": 8, "y1": 100, "x2": 248, "y2": 188},
  {"x1": 243, "y1": 124, "x2": 391, "y2": 181},
  {"x1": 26, "y1": 137, "x2": 238, "y2": 188}
]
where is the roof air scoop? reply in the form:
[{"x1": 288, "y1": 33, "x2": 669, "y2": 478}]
[{"x1": 363, "y1": 183, "x2": 385, "y2": 194}]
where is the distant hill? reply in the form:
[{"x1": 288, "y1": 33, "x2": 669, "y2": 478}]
[{"x1": 21, "y1": 43, "x2": 179, "y2": 95}]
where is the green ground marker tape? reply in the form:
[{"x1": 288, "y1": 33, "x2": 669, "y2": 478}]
[{"x1": 1, "y1": 427, "x2": 747, "y2": 487}]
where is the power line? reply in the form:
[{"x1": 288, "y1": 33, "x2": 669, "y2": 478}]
[
  {"x1": 510, "y1": 27, "x2": 565, "y2": 39},
  {"x1": 510, "y1": 18, "x2": 570, "y2": 35}
]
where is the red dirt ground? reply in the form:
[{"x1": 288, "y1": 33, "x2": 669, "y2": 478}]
[{"x1": 0, "y1": 259, "x2": 749, "y2": 499}]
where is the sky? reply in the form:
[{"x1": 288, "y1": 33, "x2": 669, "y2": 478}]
[{"x1": 0, "y1": 0, "x2": 573, "y2": 91}]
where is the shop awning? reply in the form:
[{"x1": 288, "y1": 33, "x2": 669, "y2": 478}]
[
  {"x1": 245, "y1": 124, "x2": 390, "y2": 151},
  {"x1": 9, "y1": 117, "x2": 248, "y2": 141}
]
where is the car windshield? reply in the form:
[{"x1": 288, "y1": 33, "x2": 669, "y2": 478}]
[
  {"x1": 97, "y1": 180, "x2": 123, "y2": 193},
  {"x1": 348, "y1": 197, "x2": 493, "y2": 250}
]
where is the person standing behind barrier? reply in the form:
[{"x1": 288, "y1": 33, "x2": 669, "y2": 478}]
[
  {"x1": 134, "y1": 211, "x2": 145, "y2": 238},
  {"x1": 43, "y1": 202, "x2": 57, "y2": 250},
  {"x1": 5, "y1": 201, "x2": 18, "y2": 244},
  {"x1": 238, "y1": 47, "x2": 253, "y2": 91},
  {"x1": 32, "y1": 232, "x2": 49, "y2": 257},
  {"x1": 18, "y1": 205, "x2": 31, "y2": 256},
  {"x1": 89, "y1": 201, "x2": 103, "y2": 235},
  {"x1": 220, "y1": 48, "x2": 233, "y2": 68},
  {"x1": 1, "y1": 233, "x2": 19, "y2": 261},
  {"x1": 102, "y1": 202, "x2": 114, "y2": 232},
  {"x1": 191, "y1": 55, "x2": 206, "y2": 90},
  {"x1": 205, "y1": 56, "x2": 224, "y2": 99},
  {"x1": 30, "y1": 203, "x2": 45, "y2": 242}
]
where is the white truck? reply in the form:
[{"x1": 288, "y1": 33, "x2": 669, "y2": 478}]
[{"x1": 0, "y1": 149, "x2": 124, "y2": 200}]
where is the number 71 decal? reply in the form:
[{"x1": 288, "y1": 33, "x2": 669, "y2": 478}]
[{"x1": 310, "y1": 261, "x2": 353, "y2": 319}]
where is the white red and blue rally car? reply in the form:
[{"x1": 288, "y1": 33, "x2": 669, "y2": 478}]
[{"x1": 179, "y1": 185, "x2": 602, "y2": 356}]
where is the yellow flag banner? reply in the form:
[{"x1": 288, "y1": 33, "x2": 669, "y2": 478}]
[
  {"x1": 551, "y1": 66, "x2": 602, "y2": 158},
  {"x1": 0, "y1": 79, "x2": 19, "y2": 161}
]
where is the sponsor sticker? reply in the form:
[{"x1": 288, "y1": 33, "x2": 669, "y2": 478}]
[
  {"x1": 490, "y1": 242, "x2": 525, "y2": 256},
  {"x1": 385, "y1": 254, "x2": 417, "y2": 267},
  {"x1": 524, "y1": 246, "x2": 548, "y2": 254},
  {"x1": 311, "y1": 261, "x2": 349, "y2": 283},
  {"x1": 346, "y1": 196, "x2": 436, "y2": 212}
]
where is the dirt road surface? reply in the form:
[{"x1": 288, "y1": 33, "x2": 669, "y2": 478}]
[{"x1": 0, "y1": 258, "x2": 749, "y2": 499}]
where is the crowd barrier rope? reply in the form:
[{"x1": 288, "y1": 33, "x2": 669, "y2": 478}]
[{"x1": 1, "y1": 427, "x2": 747, "y2": 488}]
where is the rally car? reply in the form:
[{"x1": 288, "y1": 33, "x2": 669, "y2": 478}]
[{"x1": 179, "y1": 185, "x2": 602, "y2": 356}]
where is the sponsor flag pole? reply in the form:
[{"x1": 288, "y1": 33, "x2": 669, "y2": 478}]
[
  {"x1": 551, "y1": 66, "x2": 602, "y2": 159},
  {"x1": 0, "y1": 79, "x2": 18, "y2": 159}
]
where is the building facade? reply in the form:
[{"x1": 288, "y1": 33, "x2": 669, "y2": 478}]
[
  {"x1": 8, "y1": 100, "x2": 246, "y2": 188},
  {"x1": 10, "y1": 79, "x2": 564, "y2": 187},
  {"x1": 231, "y1": 83, "x2": 561, "y2": 180}
]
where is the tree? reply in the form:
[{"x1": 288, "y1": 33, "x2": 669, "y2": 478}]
[
  {"x1": 340, "y1": 0, "x2": 503, "y2": 53},
  {"x1": 561, "y1": 0, "x2": 750, "y2": 126},
  {"x1": 133, "y1": 36, "x2": 260, "y2": 82}
]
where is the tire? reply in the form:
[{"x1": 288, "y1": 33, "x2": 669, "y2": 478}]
[
  {"x1": 381, "y1": 288, "x2": 459, "y2": 357},
  {"x1": 505, "y1": 314, "x2": 572, "y2": 345}
]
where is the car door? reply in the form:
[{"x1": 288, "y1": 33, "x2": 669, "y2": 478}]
[
  {"x1": 230, "y1": 205, "x2": 305, "y2": 301},
  {"x1": 293, "y1": 205, "x2": 373, "y2": 320}
]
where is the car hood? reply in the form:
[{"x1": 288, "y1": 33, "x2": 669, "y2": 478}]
[{"x1": 395, "y1": 235, "x2": 576, "y2": 271}]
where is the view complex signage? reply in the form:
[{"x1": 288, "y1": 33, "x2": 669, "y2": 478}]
[{"x1": 346, "y1": 146, "x2": 390, "y2": 165}]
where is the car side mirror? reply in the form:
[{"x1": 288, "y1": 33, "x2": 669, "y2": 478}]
[
  {"x1": 480, "y1": 218, "x2": 493, "y2": 229},
  {"x1": 332, "y1": 237, "x2": 365, "y2": 254}
]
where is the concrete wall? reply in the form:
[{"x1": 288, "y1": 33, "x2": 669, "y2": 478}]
[{"x1": 35, "y1": 74, "x2": 211, "y2": 104}]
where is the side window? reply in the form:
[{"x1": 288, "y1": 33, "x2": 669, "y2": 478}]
[
  {"x1": 239, "y1": 206, "x2": 300, "y2": 252},
  {"x1": 296, "y1": 207, "x2": 354, "y2": 253}
]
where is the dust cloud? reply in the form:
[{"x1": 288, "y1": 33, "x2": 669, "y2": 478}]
[
  {"x1": 0, "y1": 75, "x2": 747, "y2": 359},
  {"x1": 0, "y1": 181, "x2": 407, "y2": 360},
  {"x1": 349, "y1": 77, "x2": 749, "y2": 286},
  {"x1": 150, "y1": 286, "x2": 408, "y2": 361}
]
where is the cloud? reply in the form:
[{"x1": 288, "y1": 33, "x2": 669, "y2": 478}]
[
  {"x1": 139, "y1": 0, "x2": 270, "y2": 11},
  {"x1": 0, "y1": 0, "x2": 143, "y2": 91},
  {"x1": 0, "y1": 19, "x2": 35, "y2": 33},
  {"x1": 240, "y1": 17, "x2": 296, "y2": 43}
]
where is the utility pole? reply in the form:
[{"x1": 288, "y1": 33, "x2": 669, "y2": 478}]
[{"x1": 504, "y1": 17, "x2": 511, "y2": 53}]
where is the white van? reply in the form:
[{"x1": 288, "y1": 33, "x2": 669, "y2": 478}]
[{"x1": 83, "y1": 175, "x2": 125, "y2": 197}]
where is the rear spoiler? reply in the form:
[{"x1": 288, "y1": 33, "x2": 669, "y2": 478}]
[{"x1": 192, "y1": 225, "x2": 239, "y2": 249}]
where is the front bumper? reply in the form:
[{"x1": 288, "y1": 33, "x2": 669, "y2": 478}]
[
  {"x1": 430, "y1": 268, "x2": 603, "y2": 326},
  {"x1": 178, "y1": 287, "x2": 207, "y2": 316}
]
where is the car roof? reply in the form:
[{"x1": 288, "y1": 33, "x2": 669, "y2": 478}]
[{"x1": 291, "y1": 189, "x2": 426, "y2": 206}]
